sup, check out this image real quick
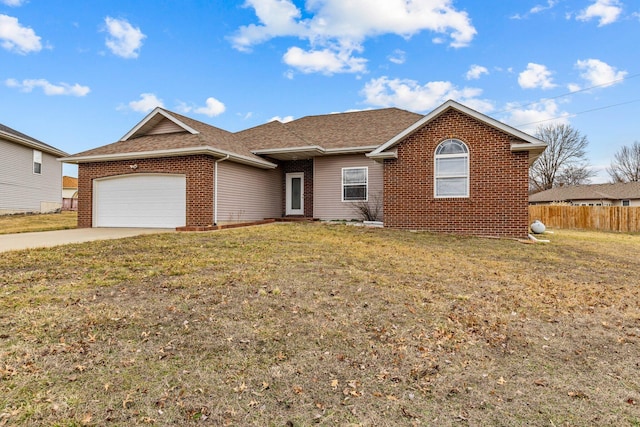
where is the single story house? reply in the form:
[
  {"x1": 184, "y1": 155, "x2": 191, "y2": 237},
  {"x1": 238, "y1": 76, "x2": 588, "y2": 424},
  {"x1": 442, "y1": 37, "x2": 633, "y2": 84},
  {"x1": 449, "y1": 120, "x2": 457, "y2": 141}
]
[
  {"x1": 529, "y1": 182, "x2": 640, "y2": 207},
  {"x1": 1, "y1": 122, "x2": 68, "y2": 215},
  {"x1": 61, "y1": 100, "x2": 546, "y2": 238}
]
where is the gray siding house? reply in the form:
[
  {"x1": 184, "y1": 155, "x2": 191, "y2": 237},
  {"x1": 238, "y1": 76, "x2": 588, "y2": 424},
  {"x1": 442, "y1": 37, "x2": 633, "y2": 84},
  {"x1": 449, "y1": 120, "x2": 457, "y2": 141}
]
[{"x1": 0, "y1": 123, "x2": 68, "y2": 215}]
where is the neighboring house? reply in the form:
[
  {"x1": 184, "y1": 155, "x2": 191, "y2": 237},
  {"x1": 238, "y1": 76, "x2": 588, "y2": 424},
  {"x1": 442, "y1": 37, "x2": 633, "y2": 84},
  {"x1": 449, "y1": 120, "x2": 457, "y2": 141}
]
[
  {"x1": 61, "y1": 100, "x2": 546, "y2": 237},
  {"x1": 529, "y1": 182, "x2": 640, "y2": 207},
  {"x1": 62, "y1": 176, "x2": 79, "y2": 211},
  {"x1": 0, "y1": 123, "x2": 68, "y2": 215},
  {"x1": 62, "y1": 176, "x2": 79, "y2": 199}
]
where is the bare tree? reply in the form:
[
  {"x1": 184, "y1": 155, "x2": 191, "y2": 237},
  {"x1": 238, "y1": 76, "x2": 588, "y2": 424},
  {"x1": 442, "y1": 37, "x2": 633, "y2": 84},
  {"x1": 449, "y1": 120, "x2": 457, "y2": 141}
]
[
  {"x1": 607, "y1": 141, "x2": 640, "y2": 183},
  {"x1": 529, "y1": 123, "x2": 595, "y2": 191}
]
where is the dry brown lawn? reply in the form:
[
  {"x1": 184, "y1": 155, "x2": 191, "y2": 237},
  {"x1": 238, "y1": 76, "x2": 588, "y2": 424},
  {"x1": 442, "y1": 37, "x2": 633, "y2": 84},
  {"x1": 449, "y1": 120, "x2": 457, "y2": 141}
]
[
  {"x1": 0, "y1": 223, "x2": 639, "y2": 426},
  {"x1": 0, "y1": 212, "x2": 77, "y2": 235}
]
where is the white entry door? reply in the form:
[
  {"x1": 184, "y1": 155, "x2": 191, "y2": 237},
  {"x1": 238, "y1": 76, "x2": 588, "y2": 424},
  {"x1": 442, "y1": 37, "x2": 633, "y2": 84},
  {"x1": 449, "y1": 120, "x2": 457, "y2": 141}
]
[{"x1": 285, "y1": 172, "x2": 304, "y2": 215}]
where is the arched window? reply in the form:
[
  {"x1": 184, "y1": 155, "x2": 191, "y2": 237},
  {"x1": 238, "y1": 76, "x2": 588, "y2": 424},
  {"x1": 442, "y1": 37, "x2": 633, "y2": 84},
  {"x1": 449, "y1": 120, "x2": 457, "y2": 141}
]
[{"x1": 434, "y1": 139, "x2": 469, "y2": 197}]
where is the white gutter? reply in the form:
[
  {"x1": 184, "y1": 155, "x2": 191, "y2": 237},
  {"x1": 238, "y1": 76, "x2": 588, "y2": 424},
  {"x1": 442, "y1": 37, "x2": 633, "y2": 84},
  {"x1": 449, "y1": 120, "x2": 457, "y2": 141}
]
[
  {"x1": 59, "y1": 146, "x2": 278, "y2": 169},
  {"x1": 1, "y1": 130, "x2": 69, "y2": 157},
  {"x1": 366, "y1": 150, "x2": 398, "y2": 162},
  {"x1": 214, "y1": 154, "x2": 230, "y2": 226},
  {"x1": 252, "y1": 145, "x2": 325, "y2": 156}
]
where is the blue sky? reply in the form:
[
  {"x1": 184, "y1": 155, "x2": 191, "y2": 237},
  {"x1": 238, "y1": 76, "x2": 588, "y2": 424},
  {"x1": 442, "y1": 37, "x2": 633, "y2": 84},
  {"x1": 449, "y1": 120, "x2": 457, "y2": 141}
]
[{"x1": 1, "y1": 0, "x2": 638, "y2": 181}]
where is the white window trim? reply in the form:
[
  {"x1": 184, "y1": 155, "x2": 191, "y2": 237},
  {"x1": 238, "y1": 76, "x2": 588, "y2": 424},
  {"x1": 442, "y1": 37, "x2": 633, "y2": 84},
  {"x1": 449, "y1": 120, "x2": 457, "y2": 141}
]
[
  {"x1": 341, "y1": 166, "x2": 368, "y2": 202},
  {"x1": 33, "y1": 149, "x2": 42, "y2": 175},
  {"x1": 434, "y1": 139, "x2": 469, "y2": 198}
]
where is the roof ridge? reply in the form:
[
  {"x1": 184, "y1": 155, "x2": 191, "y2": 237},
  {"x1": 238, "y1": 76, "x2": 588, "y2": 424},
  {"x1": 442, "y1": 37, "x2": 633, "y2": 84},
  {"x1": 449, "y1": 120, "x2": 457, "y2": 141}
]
[
  {"x1": 280, "y1": 121, "x2": 313, "y2": 146},
  {"x1": 291, "y1": 106, "x2": 420, "y2": 121},
  {"x1": 158, "y1": 108, "x2": 233, "y2": 136}
]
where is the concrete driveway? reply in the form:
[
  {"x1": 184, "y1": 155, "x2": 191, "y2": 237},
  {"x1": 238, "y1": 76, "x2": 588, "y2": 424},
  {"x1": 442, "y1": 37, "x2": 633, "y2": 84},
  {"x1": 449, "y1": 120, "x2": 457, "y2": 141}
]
[{"x1": 0, "y1": 228, "x2": 174, "y2": 253}]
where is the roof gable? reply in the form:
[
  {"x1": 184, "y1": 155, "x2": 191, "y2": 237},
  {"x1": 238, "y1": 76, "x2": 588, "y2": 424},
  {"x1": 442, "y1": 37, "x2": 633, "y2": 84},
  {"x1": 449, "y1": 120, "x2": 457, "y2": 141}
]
[
  {"x1": 121, "y1": 108, "x2": 199, "y2": 141},
  {"x1": 63, "y1": 109, "x2": 277, "y2": 169},
  {"x1": 368, "y1": 100, "x2": 547, "y2": 164}
]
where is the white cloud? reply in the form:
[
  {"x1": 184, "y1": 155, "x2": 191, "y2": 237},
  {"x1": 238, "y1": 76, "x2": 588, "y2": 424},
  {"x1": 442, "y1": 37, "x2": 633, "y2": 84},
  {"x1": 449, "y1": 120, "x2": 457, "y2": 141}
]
[
  {"x1": 502, "y1": 100, "x2": 570, "y2": 134},
  {"x1": 511, "y1": 0, "x2": 558, "y2": 19},
  {"x1": 530, "y1": 0, "x2": 558, "y2": 14},
  {"x1": 574, "y1": 58, "x2": 627, "y2": 88},
  {"x1": 231, "y1": 0, "x2": 476, "y2": 74},
  {"x1": 465, "y1": 64, "x2": 488, "y2": 80},
  {"x1": 567, "y1": 83, "x2": 582, "y2": 92},
  {"x1": 195, "y1": 97, "x2": 226, "y2": 117},
  {"x1": 1, "y1": 0, "x2": 26, "y2": 6},
  {"x1": 127, "y1": 93, "x2": 163, "y2": 113},
  {"x1": 388, "y1": 49, "x2": 406, "y2": 65},
  {"x1": 177, "y1": 97, "x2": 226, "y2": 117},
  {"x1": 269, "y1": 115, "x2": 294, "y2": 123},
  {"x1": 283, "y1": 46, "x2": 367, "y2": 74},
  {"x1": 518, "y1": 63, "x2": 556, "y2": 89},
  {"x1": 0, "y1": 14, "x2": 41, "y2": 54},
  {"x1": 5, "y1": 78, "x2": 90, "y2": 96},
  {"x1": 104, "y1": 17, "x2": 146, "y2": 58},
  {"x1": 577, "y1": 0, "x2": 622, "y2": 26},
  {"x1": 361, "y1": 76, "x2": 493, "y2": 113}
]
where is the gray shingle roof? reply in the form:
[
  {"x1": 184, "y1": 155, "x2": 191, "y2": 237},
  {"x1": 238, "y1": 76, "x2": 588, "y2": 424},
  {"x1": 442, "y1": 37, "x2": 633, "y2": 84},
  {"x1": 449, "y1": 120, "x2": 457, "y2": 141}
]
[
  {"x1": 529, "y1": 182, "x2": 640, "y2": 202},
  {"x1": 66, "y1": 107, "x2": 424, "y2": 162},
  {"x1": 0, "y1": 122, "x2": 68, "y2": 156}
]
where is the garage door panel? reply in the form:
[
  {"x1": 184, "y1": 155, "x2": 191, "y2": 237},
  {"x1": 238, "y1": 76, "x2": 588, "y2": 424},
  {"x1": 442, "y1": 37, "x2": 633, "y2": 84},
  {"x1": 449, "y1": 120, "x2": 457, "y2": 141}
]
[{"x1": 94, "y1": 174, "x2": 186, "y2": 228}]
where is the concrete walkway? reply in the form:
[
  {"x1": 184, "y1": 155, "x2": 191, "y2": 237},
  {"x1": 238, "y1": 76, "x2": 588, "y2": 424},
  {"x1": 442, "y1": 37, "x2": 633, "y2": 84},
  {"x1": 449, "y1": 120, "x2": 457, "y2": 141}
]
[{"x1": 0, "y1": 228, "x2": 174, "y2": 253}]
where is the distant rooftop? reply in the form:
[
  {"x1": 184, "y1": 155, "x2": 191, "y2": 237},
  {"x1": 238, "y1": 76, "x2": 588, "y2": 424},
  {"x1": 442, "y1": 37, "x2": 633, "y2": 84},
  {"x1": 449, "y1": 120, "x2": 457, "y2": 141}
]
[{"x1": 529, "y1": 181, "x2": 640, "y2": 203}]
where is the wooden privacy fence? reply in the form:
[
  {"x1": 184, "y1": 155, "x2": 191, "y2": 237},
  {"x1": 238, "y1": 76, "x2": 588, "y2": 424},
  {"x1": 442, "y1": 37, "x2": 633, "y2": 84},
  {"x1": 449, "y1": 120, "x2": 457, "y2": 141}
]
[
  {"x1": 62, "y1": 198, "x2": 78, "y2": 211},
  {"x1": 529, "y1": 205, "x2": 640, "y2": 233}
]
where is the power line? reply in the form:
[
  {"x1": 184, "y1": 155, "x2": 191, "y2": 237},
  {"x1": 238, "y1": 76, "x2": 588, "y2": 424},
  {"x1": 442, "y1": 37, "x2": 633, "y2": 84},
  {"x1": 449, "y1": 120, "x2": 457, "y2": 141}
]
[
  {"x1": 514, "y1": 98, "x2": 640, "y2": 128},
  {"x1": 494, "y1": 71, "x2": 640, "y2": 116}
]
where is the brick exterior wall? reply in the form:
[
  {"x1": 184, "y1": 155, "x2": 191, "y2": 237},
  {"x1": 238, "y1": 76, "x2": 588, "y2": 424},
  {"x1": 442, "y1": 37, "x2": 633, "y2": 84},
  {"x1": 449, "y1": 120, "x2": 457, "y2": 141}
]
[
  {"x1": 383, "y1": 109, "x2": 531, "y2": 238},
  {"x1": 77, "y1": 155, "x2": 214, "y2": 228},
  {"x1": 281, "y1": 159, "x2": 314, "y2": 217}
]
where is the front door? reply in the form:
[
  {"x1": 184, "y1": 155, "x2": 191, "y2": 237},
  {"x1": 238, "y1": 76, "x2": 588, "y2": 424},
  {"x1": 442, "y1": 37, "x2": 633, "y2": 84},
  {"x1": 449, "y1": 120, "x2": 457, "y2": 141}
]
[{"x1": 286, "y1": 172, "x2": 304, "y2": 215}]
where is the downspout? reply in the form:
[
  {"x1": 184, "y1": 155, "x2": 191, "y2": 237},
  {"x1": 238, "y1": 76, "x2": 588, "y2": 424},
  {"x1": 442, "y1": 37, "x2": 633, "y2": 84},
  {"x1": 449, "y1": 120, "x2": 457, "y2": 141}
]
[{"x1": 214, "y1": 154, "x2": 230, "y2": 226}]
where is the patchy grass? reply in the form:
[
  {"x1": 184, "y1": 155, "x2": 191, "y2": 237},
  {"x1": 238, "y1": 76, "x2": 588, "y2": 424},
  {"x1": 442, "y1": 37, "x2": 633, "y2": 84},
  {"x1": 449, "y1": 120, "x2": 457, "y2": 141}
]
[
  {"x1": 0, "y1": 212, "x2": 77, "y2": 234},
  {"x1": 0, "y1": 223, "x2": 639, "y2": 426}
]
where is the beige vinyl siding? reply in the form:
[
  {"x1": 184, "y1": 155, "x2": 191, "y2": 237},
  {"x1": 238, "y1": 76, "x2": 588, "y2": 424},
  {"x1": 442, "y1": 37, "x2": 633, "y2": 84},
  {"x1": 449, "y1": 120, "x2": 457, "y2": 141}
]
[
  {"x1": 217, "y1": 161, "x2": 282, "y2": 223},
  {"x1": 0, "y1": 139, "x2": 63, "y2": 214},
  {"x1": 313, "y1": 154, "x2": 383, "y2": 221},
  {"x1": 147, "y1": 118, "x2": 185, "y2": 135}
]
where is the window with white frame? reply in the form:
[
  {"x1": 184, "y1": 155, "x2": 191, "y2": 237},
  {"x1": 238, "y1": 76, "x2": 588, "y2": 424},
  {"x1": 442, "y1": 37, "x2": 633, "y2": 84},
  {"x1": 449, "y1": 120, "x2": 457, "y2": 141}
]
[
  {"x1": 33, "y1": 150, "x2": 42, "y2": 175},
  {"x1": 622, "y1": 200, "x2": 630, "y2": 206},
  {"x1": 434, "y1": 139, "x2": 469, "y2": 197},
  {"x1": 342, "y1": 167, "x2": 368, "y2": 201}
]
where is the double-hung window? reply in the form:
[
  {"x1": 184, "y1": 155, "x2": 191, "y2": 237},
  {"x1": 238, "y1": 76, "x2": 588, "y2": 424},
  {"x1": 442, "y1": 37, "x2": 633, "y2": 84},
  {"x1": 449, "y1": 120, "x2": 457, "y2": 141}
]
[
  {"x1": 434, "y1": 139, "x2": 469, "y2": 198},
  {"x1": 342, "y1": 167, "x2": 368, "y2": 201},
  {"x1": 33, "y1": 150, "x2": 42, "y2": 175}
]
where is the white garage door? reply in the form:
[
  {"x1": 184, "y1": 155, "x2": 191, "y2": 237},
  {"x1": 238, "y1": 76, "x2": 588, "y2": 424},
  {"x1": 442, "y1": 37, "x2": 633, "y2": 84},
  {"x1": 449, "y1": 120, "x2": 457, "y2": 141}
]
[{"x1": 94, "y1": 174, "x2": 186, "y2": 228}]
